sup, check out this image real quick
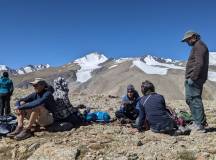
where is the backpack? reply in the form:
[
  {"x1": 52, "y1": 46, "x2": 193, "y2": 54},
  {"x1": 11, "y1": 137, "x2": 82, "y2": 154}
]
[
  {"x1": 0, "y1": 115, "x2": 17, "y2": 136},
  {"x1": 84, "y1": 111, "x2": 111, "y2": 123},
  {"x1": 177, "y1": 111, "x2": 193, "y2": 123}
]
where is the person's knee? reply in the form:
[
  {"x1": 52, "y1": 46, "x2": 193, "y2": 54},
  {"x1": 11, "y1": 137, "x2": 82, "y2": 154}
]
[
  {"x1": 31, "y1": 105, "x2": 45, "y2": 112},
  {"x1": 115, "y1": 110, "x2": 124, "y2": 118}
]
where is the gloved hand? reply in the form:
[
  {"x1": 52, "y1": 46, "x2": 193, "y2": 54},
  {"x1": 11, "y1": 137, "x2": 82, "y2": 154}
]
[{"x1": 187, "y1": 78, "x2": 194, "y2": 86}]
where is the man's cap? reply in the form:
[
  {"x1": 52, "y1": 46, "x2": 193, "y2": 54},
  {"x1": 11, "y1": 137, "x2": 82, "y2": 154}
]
[
  {"x1": 29, "y1": 78, "x2": 47, "y2": 85},
  {"x1": 181, "y1": 31, "x2": 199, "y2": 42}
]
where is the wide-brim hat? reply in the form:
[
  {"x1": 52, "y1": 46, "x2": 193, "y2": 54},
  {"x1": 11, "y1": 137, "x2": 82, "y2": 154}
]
[
  {"x1": 181, "y1": 31, "x2": 199, "y2": 42},
  {"x1": 30, "y1": 78, "x2": 47, "y2": 85}
]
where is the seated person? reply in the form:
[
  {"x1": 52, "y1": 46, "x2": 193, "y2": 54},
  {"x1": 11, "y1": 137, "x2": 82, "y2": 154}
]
[
  {"x1": 7, "y1": 78, "x2": 55, "y2": 140},
  {"x1": 115, "y1": 84, "x2": 140, "y2": 123},
  {"x1": 136, "y1": 80, "x2": 189, "y2": 135},
  {"x1": 7, "y1": 78, "x2": 82, "y2": 140}
]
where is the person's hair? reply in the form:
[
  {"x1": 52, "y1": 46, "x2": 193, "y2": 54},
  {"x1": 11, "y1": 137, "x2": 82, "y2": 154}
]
[
  {"x1": 141, "y1": 80, "x2": 155, "y2": 96},
  {"x1": 2, "y1": 71, "x2": 9, "y2": 78},
  {"x1": 192, "y1": 34, "x2": 201, "y2": 41}
]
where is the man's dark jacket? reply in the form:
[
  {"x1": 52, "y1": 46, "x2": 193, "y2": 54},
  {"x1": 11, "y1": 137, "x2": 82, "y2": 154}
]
[
  {"x1": 185, "y1": 40, "x2": 209, "y2": 84},
  {"x1": 136, "y1": 93, "x2": 176, "y2": 132}
]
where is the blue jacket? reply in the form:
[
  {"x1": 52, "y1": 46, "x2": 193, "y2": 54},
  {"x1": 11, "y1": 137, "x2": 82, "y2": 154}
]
[
  {"x1": 0, "y1": 76, "x2": 14, "y2": 94},
  {"x1": 136, "y1": 93, "x2": 176, "y2": 132}
]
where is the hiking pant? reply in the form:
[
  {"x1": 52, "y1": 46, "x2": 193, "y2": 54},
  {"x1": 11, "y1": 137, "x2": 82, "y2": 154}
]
[
  {"x1": 185, "y1": 79, "x2": 206, "y2": 126},
  {"x1": 0, "y1": 93, "x2": 11, "y2": 116},
  {"x1": 115, "y1": 109, "x2": 138, "y2": 121}
]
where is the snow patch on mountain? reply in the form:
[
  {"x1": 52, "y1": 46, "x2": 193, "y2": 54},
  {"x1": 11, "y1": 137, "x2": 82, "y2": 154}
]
[
  {"x1": 0, "y1": 65, "x2": 9, "y2": 71},
  {"x1": 133, "y1": 60, "x2": 168, "y2": 75},
  {"x1": 209, "y1": 52, "x2": 216, "y2": 66},
  {"x1": 208, "y1": 71, "x2": 216, "y2": 82},
  {"x1": 115, "y1": 58, "x2": 137, "y2": 64},
  {"x1": 108, "y1": 65, "x2": 118, "y2": 69},
  {"x1": 144, "y1": 55, "x2": 184, "y2": 70},
  {"x1": 74, "y1": 53, "x2": 108, "y2": 83}
]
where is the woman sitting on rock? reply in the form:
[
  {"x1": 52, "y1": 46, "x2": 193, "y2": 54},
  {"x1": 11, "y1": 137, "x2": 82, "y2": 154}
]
[{"x1": 136, "y1": 80, "x2": 190, "y2": 135}]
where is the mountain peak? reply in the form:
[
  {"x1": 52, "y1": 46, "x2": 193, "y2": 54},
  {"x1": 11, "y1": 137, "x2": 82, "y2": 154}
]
[
  {"x1": 74, "y1": 52, "x2": 108, "y2": 83},
  {"x1": 0, "y1": 64, "x2": 50, "y2": 75},
  {"x1": 74, "y1": 52, "x2": 108, "y2": 66}
]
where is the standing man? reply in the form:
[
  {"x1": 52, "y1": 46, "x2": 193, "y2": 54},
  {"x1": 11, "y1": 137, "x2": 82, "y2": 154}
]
[
  {"x1": 0, "y1": 71, "x2": 14, "y2": 115},
  {"x1": 182, "y1": 31, "x2": 209, "y2": 132}
]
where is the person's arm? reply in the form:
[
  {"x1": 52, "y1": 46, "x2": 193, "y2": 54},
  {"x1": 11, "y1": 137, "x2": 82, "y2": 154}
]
[
  {"x1": 191, "y1": 46, "x2": 207, "y2": 81},
  {"x1": 9, "y1": 80, "x2": 14, "y2": 95},
  {"x1": 18, "y1": 91, "x2": 51, "y2": 110},
  {"x1": 120, "y1": 96, "x2": 128, "y2": 111},
  {"x1": 18, "y1": 92, "x2": 36, "y2": 103},
  {"x1": 135, "y1": 100, "x2": 146, "y2": 132}
]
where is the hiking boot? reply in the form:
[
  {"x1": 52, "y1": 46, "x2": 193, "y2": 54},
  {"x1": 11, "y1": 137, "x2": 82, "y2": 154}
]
[
  {"x1": 189, "y1": 123, "x2": 206, "y2": 133},
  {"x1": 7, "y1": 126, "x2": 23, "y2": 138},
  {"x1": 14, "y1": 128, "x2": 33, "y2": 141}
]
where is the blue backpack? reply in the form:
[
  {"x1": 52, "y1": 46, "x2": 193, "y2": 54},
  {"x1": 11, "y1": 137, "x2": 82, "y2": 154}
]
[
  {"x1": 0, "y1": 115, "x2": 17, "y2": 136},
  {"x1": 85, "y1": 111, "x2": 110, "y2": 123}
]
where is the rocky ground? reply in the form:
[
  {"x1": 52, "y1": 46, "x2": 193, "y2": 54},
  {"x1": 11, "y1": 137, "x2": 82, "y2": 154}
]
[{"x1": 0, "y1": 89, "x2": 216, "y2": 160}]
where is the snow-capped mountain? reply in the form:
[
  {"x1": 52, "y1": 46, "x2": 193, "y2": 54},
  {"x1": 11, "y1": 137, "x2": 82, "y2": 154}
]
[
  {"x1": 72, "y1": 53, "x2": 216, "y2": 83},
  {"x1": 108, "y1": 55, "x2": 184, "y2": 76},
  {"x1": 0, "y1": 65, "x2": 18, "y2": 74},
  {"x1": 74, "y1": 52, "x2": 108, "y2": 83},
  {"x1": 6, "y1": 52, "x2": 216, "y2": 100},
  {"x1": 17, "y1": 64, "x2": 50, "y2": 75},
  {"x1": 0, "y1": 64, "x2": 50, "y2": 75}
]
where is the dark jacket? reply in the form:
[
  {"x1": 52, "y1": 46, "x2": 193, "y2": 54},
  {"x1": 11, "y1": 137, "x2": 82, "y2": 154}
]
[
  {"x1": 185, "y1": 40, "x2": 209, "y2": 84},
  {"x1": 136, "y1": 93, "x2": 176, "y2": 132},
  {"x1": 0, "y1": 76, "x2": 14, "y2": 95},
  {"x1": 17, "y1": 89, "x2": 66, "y2": 121},
  {"x1": 17, "y1": 90, "x2": 56, "y2": 112}
]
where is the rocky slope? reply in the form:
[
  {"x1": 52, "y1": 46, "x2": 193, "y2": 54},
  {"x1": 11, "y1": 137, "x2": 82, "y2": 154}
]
[{"x1": 0, "y1": 89, "x2": 216, "y2": 160}]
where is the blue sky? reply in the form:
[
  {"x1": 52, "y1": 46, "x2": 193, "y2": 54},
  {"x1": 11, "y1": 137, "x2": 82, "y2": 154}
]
[{"x1": 0, "y1": 0, "x2": 216, "y2": 68}]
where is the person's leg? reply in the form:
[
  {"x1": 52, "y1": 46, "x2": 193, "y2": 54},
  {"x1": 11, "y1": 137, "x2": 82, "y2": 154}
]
[
  {"x1": 4, "y1": 94, "x2": 11, "y2": 115},
  {"x1": 115, "y1": 110, "x2": 126, "y2": 119},
  {"x1": 14, "y1": 106, "x2": 44, "y2": 141},
  {"x1": 7, "y1": 109, "x2": 25, "y2": 137},
  {"x1": 26, "y1": 107, "x2": 41, "y2": 129},
  {"x1": 0, "y1": 95, "x2": 4, "y2": 116},
  {"x1": 185, "y1": 80, "x2": 206, "y2": 128},
  {"x1": 36, "y1": 106, "x2": 54, "y2": 127}
]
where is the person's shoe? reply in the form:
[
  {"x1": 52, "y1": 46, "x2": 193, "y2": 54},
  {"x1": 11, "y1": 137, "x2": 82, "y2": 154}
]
[
  {"x1": 187, "y1": 122, "x2": 197, "y2": 130},
  {"x1": 189, "y1": 123, "x2": 206, "y2": 133},
  {"x1": 177, "y1": 126, "x2": 191, "y2": 135},
  {"x1": 14, "y1": 128, "x2": 33, "y2": 141},
  {"x1": 7, "y1": 126, "x2": 23, "y2": 138},
  {"x1": 195, "y1": 125, "x2": 206, "y2": 133}
]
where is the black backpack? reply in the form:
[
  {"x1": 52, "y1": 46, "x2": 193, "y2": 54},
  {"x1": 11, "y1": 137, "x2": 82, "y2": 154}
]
[{"x1": 0, "y1": 115, "x2": 17, "y2": 136}]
